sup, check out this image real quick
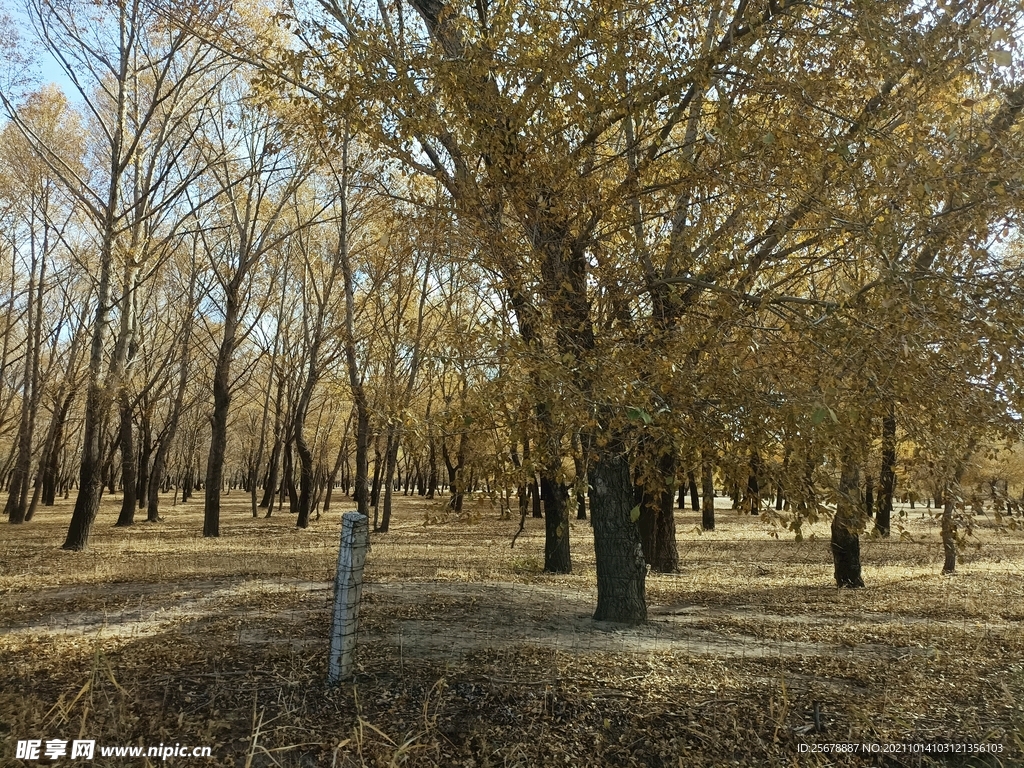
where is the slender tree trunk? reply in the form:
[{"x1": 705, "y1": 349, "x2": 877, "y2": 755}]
[
  {"x1": 252, "y1": 341, "x2": 281, "y2": 518},
  {"x1": 260, "y1": 436, "x2": 282, "y2": 510},
  {"x1": 147, "y1": 309, "x2": 192, "y2": 523},
  {"x1": 6, "y1": 244, "x2": 42, "y2": 524},
  {"x1": 370, "y1": 440, "x2": 383, "y2": 521},
  {"x1": 876, "y1": 403, "x2": 897, "y2": 536},
  {"x1": 379, "y1": 427, "x2": 400, "y2": 532},
  {"x1": 352, "y1": 407, "x2": 370, "y2": 518},
  {"x1": 62, "y1": 214, "x2": 118, "y2": 551},
  {"x1": 747, "y1": 450, "x2": 761, "y2": 515},
  {"x1": 572, "y1": 438, "x2": 587, "y2": 521},
  {"x1": 295, "y1": 424, "x2": 315, "y2": 528},
  {"x1": 322, "y1": 412, "x2": 352, "y2": 514},
  {"x1": 941, "y1": 485, "x2": 957, "y2": 574},
  {"x1": 285, "y1": 440, "x2": 299, "y2": 512},
  {"x1": 113, "y1": 395, "x2": 137, "y2": 526},
  {"x1": 204, "y1": 289, "x2": 239, "y2": 538},
  {"x1": 136, "y1": 410, "x2": 152, "y2": 509},
  {"x1": 336, "y1": 124, "x2": 371, "y2": 523},
  {"x1": 701, "y1": 452, "x2": 715, "y2": 531},
  {"x1": 42, "y1": 392, "x2": 75, "y2": 506},
  {"x1": 688, "y1": 469, "x2": 700, "y2": 511},
  {"x1": 425, "y1": 441, "x2": 437, "y2": 499}
]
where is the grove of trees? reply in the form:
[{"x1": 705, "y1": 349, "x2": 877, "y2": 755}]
[{"x1": 1, "y1": 0, "x2": 1023, "y2": 623}]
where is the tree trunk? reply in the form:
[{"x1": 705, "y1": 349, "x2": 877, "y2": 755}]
[
  {"x1": 147, "y1": 308, "x2": 192, "y2": 523},
  {"x1": 701, "y1": 452, "x2": 715, "y2": 531},
  {"x1": 42, "y1": 392, "x2": 74, "y2": 506},
  {"x1": 322, "y1": 413, "x2": 352, "y2": 514},
  {"x1": 204, "y1": 289, "x2": 239, "y2": 538},
  {"x1": 113, "y1": 395, "x2": 137, "y2": 526},
  {"x1": 941, "y1": 486, "x2": 957, "y2": 574},
  {"x1": 573, "y1": 434, "x2": 589, "y2": 524},
  {"x1": 875, "y1": 403, "x2": 896, "y2": 536},
  {"x1": 136, "y1": 410, "x2": 152, "y2": 510},
  {"x1": 379, "y1": 427, "x2": 401, "y2": 532},
  {"x1": 831, "y1": 451, "x2": 865, "y2": 588},
  {"x1": 541, "y1": 475, "x2": 571, "y2": 573},
  {"x1": 370, "y1": 440, "x2": 383, "y2": 522},
  {"x1": 864, "y1": 474, "x2": 874, "y2": 519},
  {"x1": 6, "y1": 245, "x2": 42, "y2": 524},
  {"x1": 62, "y1": 221, "x2": 117, "y2": 551},
  {"x1": 589, "y1": 449, "x2": 647, "y2": 625},
  {"x1": 747, "y1": 450, "x2": 761, "y2": 515},
  {"x1": 352, "y1": 406, "x2": 370, "y2": 519},
  {"x1": 654, "y1": 481, "x2": 679, "y2": 572},
  {"x1": 260, "y1": 437, "x2": 282, "y2": 510},
  {"x1": 284, "y1": 440, "x2": 299, "y2": 512},
  {"x1": 688, "y1": 469, "x2": 700, "y2": 511}
]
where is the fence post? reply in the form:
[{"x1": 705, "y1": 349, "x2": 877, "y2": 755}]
[{"x1": 327, "y1": 512, "x2": 369, "y2": 685}]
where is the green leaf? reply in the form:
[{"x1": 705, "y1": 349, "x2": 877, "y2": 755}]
[
  {"x1": 629, "y1": 505, "x2": 641, "y2": 523},
  {"x1": 626, "y1": 407, "x2": 652, "y2": 425},
  {"x1": 811, "y1": 406, "x2": 828, "y2": 425}
]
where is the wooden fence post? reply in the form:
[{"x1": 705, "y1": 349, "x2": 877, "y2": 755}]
[{"x1": 327, "y1": 511, "x2": 368, "y2": 684}]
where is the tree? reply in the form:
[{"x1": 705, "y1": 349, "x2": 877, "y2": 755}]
[{"x1": 2, "y1": 0, "x2": 229, "y2": 549}]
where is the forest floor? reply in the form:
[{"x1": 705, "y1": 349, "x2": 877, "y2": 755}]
[{"x1": 1, "y1": 492, "x2": 1023, "y2": 767}]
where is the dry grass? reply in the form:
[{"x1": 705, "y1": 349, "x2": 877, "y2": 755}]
[{"x1": 1, "y1": 491, "x2": 1023, "y2": 766}]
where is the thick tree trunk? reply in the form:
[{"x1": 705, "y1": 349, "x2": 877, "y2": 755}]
[
  {"x1": 541, "y1": 474, "x2": 571, "y2": 573},
  {"x1": 589, "y1": 449, "x2": 647, "y2": 625},
  {"x1": 831, "y1": 451, "x2": 865, "y2": 588},
  {"x1": 875, "y1": 403, "x2": 896, "y2": 536}
]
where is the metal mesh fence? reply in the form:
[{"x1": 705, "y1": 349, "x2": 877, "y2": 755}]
[{"x1": 2, "y1": 493, "x2": 1023, "y2": 765}]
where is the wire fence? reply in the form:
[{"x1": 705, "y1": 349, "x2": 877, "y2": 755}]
[{"x1": 3, "y1": 494, "x2": 1023, "y2": 764}]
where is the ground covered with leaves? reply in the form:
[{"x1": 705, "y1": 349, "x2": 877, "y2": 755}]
[{"x1": 1, "y1": 493, "x2": 1023, "y2": 766}]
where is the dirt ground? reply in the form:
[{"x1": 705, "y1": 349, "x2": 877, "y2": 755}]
[{"x1": 1, "y1": 492, "x2": 1023, "y2": 767}]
